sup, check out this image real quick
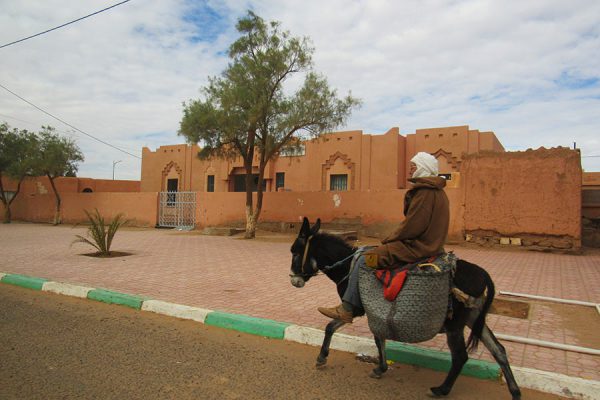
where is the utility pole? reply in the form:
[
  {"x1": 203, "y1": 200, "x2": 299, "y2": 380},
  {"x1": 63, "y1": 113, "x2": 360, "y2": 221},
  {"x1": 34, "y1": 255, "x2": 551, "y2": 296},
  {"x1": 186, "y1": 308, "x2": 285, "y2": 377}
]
[{"x1": 112, "y1": 160, "x2": 122, "y2": 180}]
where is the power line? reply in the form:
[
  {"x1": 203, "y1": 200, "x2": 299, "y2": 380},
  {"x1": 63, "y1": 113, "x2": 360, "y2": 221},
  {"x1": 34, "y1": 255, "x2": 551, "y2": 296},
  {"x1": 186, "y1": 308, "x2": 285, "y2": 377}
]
[
  {"x1": 0, "y1": 82, "x2": 141, "y2": 159},
  {"x1": 0, "y1": 0, "x2": 132, "y2": 50}
]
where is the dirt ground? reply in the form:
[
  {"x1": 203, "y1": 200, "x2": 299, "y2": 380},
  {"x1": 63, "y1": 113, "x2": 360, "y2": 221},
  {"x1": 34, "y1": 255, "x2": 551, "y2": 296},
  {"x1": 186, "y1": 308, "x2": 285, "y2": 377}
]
[
  {"x1": 545, "y1": 301, "x2": 600, "y2": 349},
  {"x1": 0, "y1": 284, "x2": 566, "y2": 400}
]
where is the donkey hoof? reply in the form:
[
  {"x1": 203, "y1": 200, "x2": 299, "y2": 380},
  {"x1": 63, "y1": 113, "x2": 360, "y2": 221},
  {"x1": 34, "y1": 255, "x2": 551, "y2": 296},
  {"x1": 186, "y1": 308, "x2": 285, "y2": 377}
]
[
  {"x1": 430, "y1": 386, "x2": 449, "y2": 397},
  {"x1": 369, "y1": 370, "x2": 382, "y2": 379},
  {"x1": 315, "y1": 357, "x2": 327, "y2": 368}
]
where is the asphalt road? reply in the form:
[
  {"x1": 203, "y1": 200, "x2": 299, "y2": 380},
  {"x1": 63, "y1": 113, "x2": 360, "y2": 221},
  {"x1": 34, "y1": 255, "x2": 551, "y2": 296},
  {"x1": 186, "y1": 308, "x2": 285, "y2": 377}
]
[{"x1": 0, "y1": 284, "x2": 564, "y2": 400}]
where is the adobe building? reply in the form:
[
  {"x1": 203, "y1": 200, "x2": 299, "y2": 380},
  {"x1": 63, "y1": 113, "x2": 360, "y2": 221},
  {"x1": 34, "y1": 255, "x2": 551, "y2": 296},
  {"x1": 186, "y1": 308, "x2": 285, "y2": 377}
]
[
  {"x1": 2, "y1": 124, "x2": 586, "y2": 250},
  {"x1": 140, "y1": 125, "x2": 504, "y2": 194}
]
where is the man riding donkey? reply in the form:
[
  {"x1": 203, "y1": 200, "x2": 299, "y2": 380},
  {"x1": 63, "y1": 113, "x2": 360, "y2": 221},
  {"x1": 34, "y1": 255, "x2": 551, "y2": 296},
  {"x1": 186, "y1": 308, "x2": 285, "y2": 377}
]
[{"x1": 318, "y1": 152, "x2": 449, "y2": 323}]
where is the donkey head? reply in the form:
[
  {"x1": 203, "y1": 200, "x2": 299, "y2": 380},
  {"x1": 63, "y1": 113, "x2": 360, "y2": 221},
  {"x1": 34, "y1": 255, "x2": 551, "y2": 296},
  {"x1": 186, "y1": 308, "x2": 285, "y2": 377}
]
[{"x1": 289, "y1": 217, "x2": 321, "y2": 288}]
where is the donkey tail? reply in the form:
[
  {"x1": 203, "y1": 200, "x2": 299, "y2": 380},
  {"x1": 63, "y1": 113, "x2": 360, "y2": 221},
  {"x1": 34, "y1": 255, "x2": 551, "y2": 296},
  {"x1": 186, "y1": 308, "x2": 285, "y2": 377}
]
[{"x1": 466, "y1": 270, "x2": 495, "y2": 353}]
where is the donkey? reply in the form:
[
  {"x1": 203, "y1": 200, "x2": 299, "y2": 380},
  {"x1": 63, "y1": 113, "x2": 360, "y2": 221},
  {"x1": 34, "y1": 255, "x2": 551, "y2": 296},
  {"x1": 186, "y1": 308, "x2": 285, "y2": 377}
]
[{"x1": 289, "y1": 217, "x2": 521, "y2": 399}]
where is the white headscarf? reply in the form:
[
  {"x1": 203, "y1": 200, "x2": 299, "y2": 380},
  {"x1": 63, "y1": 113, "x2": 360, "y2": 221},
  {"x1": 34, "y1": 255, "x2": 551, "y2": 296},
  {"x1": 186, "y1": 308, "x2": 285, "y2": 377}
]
[{"x1": 410, "y1": 152, "x2": 439, "y2": 178}]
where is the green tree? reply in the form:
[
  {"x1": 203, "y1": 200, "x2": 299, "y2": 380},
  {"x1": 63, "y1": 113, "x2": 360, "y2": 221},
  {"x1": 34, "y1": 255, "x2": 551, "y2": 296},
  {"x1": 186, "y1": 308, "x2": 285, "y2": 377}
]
[
  {"x1": 32, "y1": 126, "x2": 84, "y2": 225},
  {"x1": 179, "y1": 11, "x2": 360, "y2": 238},
  {"x1": 0, "y1": 123, "x2": 38, "y2": 223}
]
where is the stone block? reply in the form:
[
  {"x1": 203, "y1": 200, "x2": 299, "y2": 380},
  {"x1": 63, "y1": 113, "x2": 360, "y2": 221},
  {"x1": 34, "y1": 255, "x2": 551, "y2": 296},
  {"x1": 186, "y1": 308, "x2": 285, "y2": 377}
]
[
  {"x1": 500, "y1": 237, "x2": 510, "y2": 245},
  {"x1": 510, "y1": 238, "x2": 522, "y2": 246}
]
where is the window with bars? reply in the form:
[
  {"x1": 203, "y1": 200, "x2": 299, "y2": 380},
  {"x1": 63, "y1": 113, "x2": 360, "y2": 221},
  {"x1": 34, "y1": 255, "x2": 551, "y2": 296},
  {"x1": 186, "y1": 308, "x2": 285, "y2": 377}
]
[
  {"x1": 207, "y1": 175, "x2": 215, "y2": 192},
  {"x1": 330, "y1": 174, "x2": 348, "y2": 191},
  {"x1": 233, "y1": 174, "x2": 266, "y2": 192},
  {"x1": 276, "y1": 172, "x2": 285, "y2": 190}
]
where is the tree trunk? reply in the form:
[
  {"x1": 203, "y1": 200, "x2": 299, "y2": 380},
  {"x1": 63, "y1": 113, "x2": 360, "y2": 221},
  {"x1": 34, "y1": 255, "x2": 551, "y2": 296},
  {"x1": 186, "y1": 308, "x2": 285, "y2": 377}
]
[
  {"x1": 245, "y1": 205, "x2": 257, "y2": 239},
  {"x1": 47, "y1": 174, "x2": 62, "y2": 225},
  {"x1": 2, "y1": 175, "x2": 25, "y2": 224},
  {"x1": 0, "y1": 172, "x2": 9, "y2": 223},
  {"x1": 243, "y1": 130, "x2": 256, "y2": 239},
  {"x1": 3, "y1": 206, "x2": 10, "y2": 224},
  {"x1": 253, "y1": 160, "x2": 267, "y2": 225}
]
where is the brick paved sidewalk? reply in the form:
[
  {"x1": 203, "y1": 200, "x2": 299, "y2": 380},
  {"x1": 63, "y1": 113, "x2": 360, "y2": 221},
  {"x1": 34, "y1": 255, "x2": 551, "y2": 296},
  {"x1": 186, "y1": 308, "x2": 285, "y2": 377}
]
[{"x1": 1, "y1": 223, "x2": 598, "y2": 381}]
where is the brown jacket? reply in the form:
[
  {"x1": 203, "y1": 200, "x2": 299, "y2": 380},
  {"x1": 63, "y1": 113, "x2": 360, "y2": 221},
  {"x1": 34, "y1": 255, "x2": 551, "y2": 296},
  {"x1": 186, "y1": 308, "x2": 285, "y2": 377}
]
[{"x1": 365, "y1": 176, "x2": 449, "y2": 268}]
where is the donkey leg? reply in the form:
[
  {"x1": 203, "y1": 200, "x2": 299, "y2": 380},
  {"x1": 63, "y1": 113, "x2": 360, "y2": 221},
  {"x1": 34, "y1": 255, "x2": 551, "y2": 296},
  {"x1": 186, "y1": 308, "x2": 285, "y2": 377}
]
[
  {"x1": 480, "y1": 325, "x2": 522, "y2": 400},
  {"x1": 370, "y1": 336, "x2": 388, "y2": 379},
  {"x1": 430, "y1": 329, "x2": 468, "y2": 397},
  {"x1": 316, "y1": 319, "x2": 346, "y2": 367}
]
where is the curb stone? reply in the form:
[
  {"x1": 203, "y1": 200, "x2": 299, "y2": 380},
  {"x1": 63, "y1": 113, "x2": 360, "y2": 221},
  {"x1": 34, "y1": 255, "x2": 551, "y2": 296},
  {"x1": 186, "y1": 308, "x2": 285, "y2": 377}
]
[
  {"x1": 87, "y1": 288, "x2": 146, "y2": 309},
  {"x1": 285, "y1": 325, "x2": 379, "y2": 357},
  {"x1": 1, "y1": 272, "x2": 599, "y2": 399},
  {"x1": 43, "y1": 282, "x2": 94, "y2": 298},
  {"x1": 1, "y1": 273, "x2": 48, "y2": 290},
  {"x1": 205, "y1": 311, "x2": 290, "y2": 339},
  {"x1": 385, "y1": 341, "x2": 500, "y2": 380},
  {"x1": 141, "y1": 300, "x2": 211, "y2": 323}
]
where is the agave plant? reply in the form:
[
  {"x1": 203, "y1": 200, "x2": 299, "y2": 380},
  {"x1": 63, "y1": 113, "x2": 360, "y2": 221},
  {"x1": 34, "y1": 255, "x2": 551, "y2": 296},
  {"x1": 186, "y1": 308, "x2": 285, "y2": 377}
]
[{"x1": 72, "y1": 209, "x2": 128, "y2": 256}]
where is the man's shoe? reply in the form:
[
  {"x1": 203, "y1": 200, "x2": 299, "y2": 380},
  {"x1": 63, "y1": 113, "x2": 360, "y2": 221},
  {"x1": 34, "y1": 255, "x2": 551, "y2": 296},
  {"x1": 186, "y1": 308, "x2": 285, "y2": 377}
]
[{"x1": 317, "y1": 304, "x2": 354, "y2": 323}]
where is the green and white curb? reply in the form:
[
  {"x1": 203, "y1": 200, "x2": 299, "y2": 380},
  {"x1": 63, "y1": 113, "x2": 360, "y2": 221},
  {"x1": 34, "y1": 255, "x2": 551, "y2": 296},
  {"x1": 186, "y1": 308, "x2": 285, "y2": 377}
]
[
  {"x1": 1, "y1": 272, "x2": 598, "y2": 399},
  {"x1": 285, "y1": 325, "x2": 379, "y2": 356},
  {"x1": 42, "y1": 281, "x2": 94, "y2": 298},
  {"x1": 205, "y1": 311, "x2": 289, "y2": 339},
  {"x1": 141, "y1": 300, "x2": 211, "y2": 323},
  {"x1": 2, "y1": 273, "x2": 48, "y2": 290}
]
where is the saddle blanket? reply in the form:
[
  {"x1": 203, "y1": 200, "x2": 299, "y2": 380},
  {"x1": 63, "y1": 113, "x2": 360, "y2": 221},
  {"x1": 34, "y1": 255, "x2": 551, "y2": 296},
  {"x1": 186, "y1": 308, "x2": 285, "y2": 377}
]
[{"x1": 374, "y1": 255, "x2": 438, "y2": 301}]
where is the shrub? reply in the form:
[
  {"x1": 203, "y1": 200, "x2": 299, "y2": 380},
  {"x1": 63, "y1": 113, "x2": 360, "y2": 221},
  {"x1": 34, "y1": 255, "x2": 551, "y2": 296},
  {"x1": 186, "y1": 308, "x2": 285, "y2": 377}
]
[{"x1": 72, "y1": 209, "x2": 128, "y2": 256}]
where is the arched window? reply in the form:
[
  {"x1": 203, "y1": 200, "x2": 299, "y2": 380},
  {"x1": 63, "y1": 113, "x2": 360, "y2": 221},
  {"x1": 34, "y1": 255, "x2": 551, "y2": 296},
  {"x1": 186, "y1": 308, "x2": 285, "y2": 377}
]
[
  {"x1": 322, "y1": 152, "x2": 355, "y2": 191},
  {"x1": 82, "y1": 188, "x2": 93, "y2": 193}
]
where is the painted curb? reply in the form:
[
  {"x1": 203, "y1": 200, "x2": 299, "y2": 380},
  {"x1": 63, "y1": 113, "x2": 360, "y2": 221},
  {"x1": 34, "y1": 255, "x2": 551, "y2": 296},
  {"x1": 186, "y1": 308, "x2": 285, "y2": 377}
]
[
  {"x1": 42, "y1": 282, "x2": 94, "y2": 298},
  {"x1": 285, "y1": 325, "x2": 378, "y2": 356},
  {"x1": 283, "y1": 325, "x2": 498, "y2": 380},
  {"x1": 2, "y1": 273, "x2": 599, "y2": 399},
  {"x1": 205, "y1": 311, "x2": 290, "y2": 339},
  {"x1": 141, "y1": 300, "x2": 212, "y2": 323},
  {"x1": 1, "y1": 273, "x2": 48, "y2": 290},
  {"x1": 385, "y1": 341, "x2": 500, "y2": 380},
  {"x1": 87, "y1": 288, "x2": 146, "y2": 309},
  {"x1": 511, "y1": 367, "x2": 600, "y2": 400}
]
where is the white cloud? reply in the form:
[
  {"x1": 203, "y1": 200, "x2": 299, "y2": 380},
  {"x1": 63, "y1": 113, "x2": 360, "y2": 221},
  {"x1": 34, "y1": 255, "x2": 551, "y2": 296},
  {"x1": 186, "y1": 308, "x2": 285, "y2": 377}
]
[{"x1": 1, "y1": 0, "x2": 599, "y2": 180}]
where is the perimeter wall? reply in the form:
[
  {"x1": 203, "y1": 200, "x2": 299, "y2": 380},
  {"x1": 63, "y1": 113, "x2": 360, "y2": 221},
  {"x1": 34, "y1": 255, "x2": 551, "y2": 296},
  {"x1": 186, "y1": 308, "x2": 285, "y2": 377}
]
[
  {"x1": 0, "y1": 147, "x2": 583, "y2": 250},
  {"x1": 461, "y1": 148, "x2": 581, "y2": 249}
]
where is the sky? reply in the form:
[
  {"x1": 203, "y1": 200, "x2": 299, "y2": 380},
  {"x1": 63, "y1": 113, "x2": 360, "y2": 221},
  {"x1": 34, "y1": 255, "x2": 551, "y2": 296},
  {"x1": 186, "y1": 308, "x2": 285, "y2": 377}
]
[{"x1": 1, "y1": 0, "x2": 599, "y2": 180}]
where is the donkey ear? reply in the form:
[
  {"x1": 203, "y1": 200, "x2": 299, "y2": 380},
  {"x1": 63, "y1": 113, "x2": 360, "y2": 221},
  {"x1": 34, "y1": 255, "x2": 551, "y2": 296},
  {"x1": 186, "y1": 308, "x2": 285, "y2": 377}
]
[
  {"x1": 300, "y1": 217, "x2": 310, "y2": 236},
  {"x1": 310, "y1": 218, "x2": 321, "y2": 235}
]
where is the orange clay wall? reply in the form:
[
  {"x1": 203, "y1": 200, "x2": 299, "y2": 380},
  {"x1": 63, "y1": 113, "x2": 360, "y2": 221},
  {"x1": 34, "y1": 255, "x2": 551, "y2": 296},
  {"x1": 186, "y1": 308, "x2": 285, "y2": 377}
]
[
  {"x1": 194, "y1": 187, "x2": 465, "y2": 242},
  {"x1": 583, "y1": 172, "x2": 600, "y2": 188},
  {"x1": 2, "y1": 192, "x2": 158, "y2": 226},
  {"x1": 1, "y1": 176, "x2": 139, "y2": 195},
  {"x1": 461, "y1": 147, "x2": 582, "y2": 249},
  {"x1": 1, "y1": 176, "x2": 150, "y2": 226}
]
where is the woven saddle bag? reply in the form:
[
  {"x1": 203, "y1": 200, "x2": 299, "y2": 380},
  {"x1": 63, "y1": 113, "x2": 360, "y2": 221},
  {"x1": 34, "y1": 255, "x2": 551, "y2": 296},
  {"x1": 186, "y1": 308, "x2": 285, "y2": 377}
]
[{"x1": 358, "y1": 252, "x2": 456, "y2": 343}]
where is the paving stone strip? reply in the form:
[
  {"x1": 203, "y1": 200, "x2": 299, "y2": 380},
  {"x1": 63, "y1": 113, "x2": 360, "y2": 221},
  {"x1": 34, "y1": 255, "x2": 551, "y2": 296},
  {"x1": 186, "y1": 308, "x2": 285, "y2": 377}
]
[{"x1": 1, "y1": 272, "x2": 599, "y2": 400}]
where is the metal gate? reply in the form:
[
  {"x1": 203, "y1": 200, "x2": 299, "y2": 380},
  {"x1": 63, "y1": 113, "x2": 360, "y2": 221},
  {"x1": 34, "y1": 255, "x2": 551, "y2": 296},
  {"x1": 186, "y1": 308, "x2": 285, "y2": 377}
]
[{"x1": 158, "y1": 191, "x2": 196, "y2": 229}]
